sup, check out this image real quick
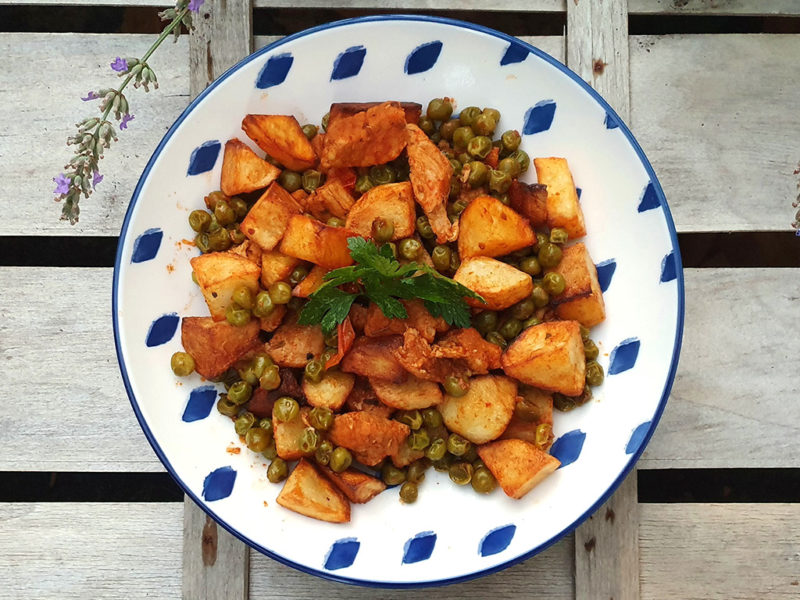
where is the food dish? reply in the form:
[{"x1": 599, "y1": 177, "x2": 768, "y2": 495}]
[{"x1": 113, "y1": 15, "x2": 684, "y2": 587}]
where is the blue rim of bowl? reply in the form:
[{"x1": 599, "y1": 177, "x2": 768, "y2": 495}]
[{"x1": 113, "y1": 14, "x2": 685, "y2": 589}]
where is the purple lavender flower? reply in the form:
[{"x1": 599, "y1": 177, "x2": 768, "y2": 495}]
[
  {"x1": 111, "y1": 57, "x2": 128, "y2": 73},
  {"x1": 92, "y1": 172, "x2": 104, "y2": 188},
  {"x1": 53, "y1": 173, "x2": 71, "y2": 195},
  {"x1": 81, "y1": 91, "x2": 100, "y2": 101},
  {"x1": 120, "y1": 113, "x2": 135, "y2": 130},
  {"x1": 188, "y1": 0, "x2": 204, "y2": 13}
]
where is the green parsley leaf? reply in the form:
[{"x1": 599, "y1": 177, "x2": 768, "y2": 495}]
[{"x1": 297, "y1": 285, "x2": 356, "y2": 334}]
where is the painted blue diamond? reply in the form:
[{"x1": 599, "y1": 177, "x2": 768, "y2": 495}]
[
  {"x1": 637, "y1": 181, "x2": 660, "y2": 212},
  {"x1": 402, "y1": 531, "x2": 436, "y2": 564},
  {"x1": 202, "y1": 466, "x2": 236, "y2": 501},
  {"x1": 609, "y1": 338, "x2": 640, "y2": 375},
  {"x1": 550, "y1": 429, "x2": 586, "y2": 469},
  {"x1": 331, "y1": 46, "x2": 366, "y2": 80},
  {"x1": 500, "y1": 41, "x2": 529, "y2": 65},
  {"x1": 479, "y1": 524, "x2": 516, "y2": 557},
  {"x1": 405, "y1": 40, "x2": 443, "y2": 75},
  {"x1": 576, "y1": 187, "x2": 582, "y2": 199},
  {"x1": 605, "y1": 111, "x2": 620, "y2": 129},
  {"x1": 625, "y1": 421, "x2": 652, "y2": 455},
  {"x1": 256, "y1": 52, "x2": 293, "y2": 89},
  {"x1": 595, "y1": 259, "x2": 617, "y2": 293},
  {"x1": 660, "y1": 251, "x2": 677, "y2": 283},
  {"x1": 145, "y1": 313, "x2": 179, "y2": 347},
  {"x1": 131, "y1": 228, "x2": 163, "y2": 263},
  {"x1": 182, "y1": 385, "x2": 218, "y2": 423},
  {"x1": 187, "y1": 140, "x2": 221, "y2": 176},
  {"x1": 324, "y1": 538, "x2": 359, "y2": 570},
  {"x1": 523, "y1": 100, "x2": 556, "y2": 135}
]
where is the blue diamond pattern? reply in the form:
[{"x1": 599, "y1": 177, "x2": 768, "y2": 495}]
[
  {"x1": 500, "y1": 42, "x2": 529, "y2": 65},
  {"x1": 595, "y1": 259, "x2": 617, "y2": 293},
  {"x1": 187, "y1": 140, "x2": 221, "y2": 176},
  {"x1": 331, "y1": 46, "x2": 366, "y2": 80},
  {"x1": 256, "y1": 53, "x2": 293, "y2": 89},
  {"x1": 660, "y1": 251, "x2": 677, "y2": 283},
  {"x1": 479, "y1": 524, "x2": 516, "y2": 557},
  {"x1": 605, "y1": 111, "x2": 620, "y2": 129},
  {"x1": 202, "y1": 466, "x2": 236, "y2": 501},
  {"x1": 576, "y1": 187, "x2": 582, "y2": 199},
  {"x1": 608, "y1": 338, "x2": 641, "y2": 375},
  {"x1": 625, "y1": 421, "x2": 652, "y2": 455},
  {"x1": 637, "y1": 181, "x2": 660, "y2": 212},
  {"x1": 145, "y1": 313, "x2": 179, "y2": 347},
  {"x1": 131, "y1": 228, "x2": 163, "y2": 263},
  {"x1": 523, "y1": 100, "x2": 556, "y2": 135},
  {"x1": 404, "y1": 41, "x2": 443, "y2": 75},
  {"x1": 324, "y1": 538, "x2": 360, "y2": 570},
  {"x1": 550, "y1": 429, "x2": 586, "y2": 469},
  {"x1": 182, "y1": 386, "x2": 218, "y2": 423},
  {"x1": 402, "y1": 531, "x2": 436, "y2": 564}
]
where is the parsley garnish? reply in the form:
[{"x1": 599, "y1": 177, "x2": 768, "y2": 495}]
[{"x1": 298, "y1": 237, "x2": 484, "y2": 334}]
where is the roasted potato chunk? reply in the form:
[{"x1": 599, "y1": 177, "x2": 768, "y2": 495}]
[
  {"x1": 321, "y1": 102, "x2": 407, "y2": 169},
  {"x1": 329, "y1": 101, "x2": 422, "y2": 125},
  {"x1": 276, "y1": 459, "x2": 350, "y2": 523},
  {"x1": 227, "y1": 239, "x2": 262, "y2": 265},
  {"x1": 439, "y1": 375, "x2": 517, "y2": 444},
  {"x1": 548, "y1": 242, "x2": 606, "y2": 327},
  {"x1": 273, "y1": 407, "x2": 310, "y2": 461},
  {"x1": 477, "y1": 439, "x2": 560, "y2": 499},
  {"x1": 394, "y1": 327, "x2": 468, "y2": 384},
  {"x1": 181, "y1": 317, "x2": 260, "y2": 379},
  {"x1": 345, "y1": 181, "x2": 416, "y2": 241},
  {"x1": 370, "y1": 375, "x2": 443, "y2": 410},
  {"x1": 345, "y1": 378, "x2": 394, "y2": 419},
  {"x1": 260, "y1": 249, "x2": 301, "y2": 288},
  {"x1": 265, "y1": 320, "x2": 325, "y2": 368},
  {"x1": 501, "y1": 320, "x2": 586, "y2": 396},
  {"x1": 363, "y1": 299, "x2": 445, "y2": 343},
  {"x1": 240, "y1": 182, "x2": 302, "y2": 251},
  {"x1": 458, "y1": 195, "x2": 536, "y2": 259},
  {"x1": 241, "y1": 114, "x2": 317, "y2": 172},
  {"x1": 302, "y1": 371, "x2": 355, "y2": 411},
  {"x1": 320, "y1": 466, "x2": 386, "y2": 504},
  {"x1": 390, "y1": 443, "x2": 425, "y2": 468},
  {"x1": 259, "y1": 304, "x2": 286, "y2": 332},
  {"x1": 509, "y1": 180, "x2": 548, "y2": 227},
  {"x1": 340, "y1": 335, "x2": 407, "y2": 383},
  {"x1": 453, "y1": 256, "x2": 533, "y2": 311},
  {"x1": 328, "y1": 411, "x2": 410, "y2": 466},
  {"x1": 292, "y1": 265, "x2": 328, "y2": 298},
  {"x1": 220, "y1": 138, "x2": 281, "y2": 196},
  {"x1": 307, "y1": 179, "x2": 355, "y2": 220},
  {"x1": 534, "y1": 157, "x2": 586, "y2": 239},
  {"x1": 190, "y1": 252, "x2": 261, "y2": 321},
  {"x1": 279, "y1": 214, "x2": 356, "y2": 269},
  {"x1": 432, "y1": 328, "x2": 502, "y2": 374}
]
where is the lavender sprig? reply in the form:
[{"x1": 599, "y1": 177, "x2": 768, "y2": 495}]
[{"x1": 54, "y1": 0, "x2": 204, "y2": 224}]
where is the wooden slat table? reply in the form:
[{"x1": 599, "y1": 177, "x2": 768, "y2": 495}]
[{"x1": 1, "y1": 1, "x2": 798, "y2": 598}]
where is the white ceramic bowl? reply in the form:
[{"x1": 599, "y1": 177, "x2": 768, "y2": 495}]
[{"x1": 113, "y1": 15, "x2": 684, "y2": 587}]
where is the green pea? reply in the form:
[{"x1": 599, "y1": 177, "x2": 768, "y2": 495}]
[
  {"x1": 535, "y1": 423, "x2": 553, "y2": 448},
  {"x1": 398, "y1": 238, "x2": 422, "y2": 261},
  {"x1": 354, "y1": 174, "x2": 374, "y2": 195},
  {"x1": 324, "y1": 330, "x2": 338, "y2": 349},
  {"x1": 473, "y1": 113, "x2": 497, "y2": 137},
  {"x1": 520, "y1": 256, "x2": 542, "y2": 276},
  {"x1": 467, "y1": 161, "x2": 489, "y2": 188},
  {"x1": 231, "y1": 286, "x2": 254, "y2": 310},
  {"x1": 279, "y1": 170, "x2": 302, "y2": 193},
  {"x1": 497, "y1": 157, "x2": 520, "y2": 178},
  {"x1": 536, "y1": 232, "x2": 548, "y2": 248},
  {"x1": 214, "y1": 200, "x2": 236, "y2": 226},
  {"x1": 541, "y1": 272, "x2": 565, "y2": 296},
  {"x1": 229, "y1": 197, "x2": 249, "y2": 220},
  {"x1": 329, "y1": 447, "x2": 352, "y2": 473},
  {"x1": 216, "y1": 395, "x2": 239, "y2": 417},
  {"x1": 234, "y1": 411, "x2": 256, "y2": 436},
  {"x1": 258, "y1": 418, "x2": 273, "y2": 435},
  {"x1": 510, "y1": 149, "x2": 531, "y2": 174},
  {"x1": 382, "y1": 463, "x2": 407, "y2": 486},
  {"x1": 473, "y1": 311, "x2": 498, "y2": 335},
  {"x1": 189, "y1": 210, "x2": 212, "y2": 233},
  {"x1": 446, "y1": 433, "x2": 471, "y2": 457},
  {"x1": 287, "y1": 297, "x2": 304, "y2": 312},
  {"x1": 488, "y1": 169, "x2": 512, "y2": 194},
  {"x1": 449, "y1": 177, "x2": 462, "y2": 200},
  {"x1": 301, "y1": 169, "x2": 322, "y2": 192},
  {"x1": 586, "y1": 360, "x2": 605, "y2": 387},
  {"x1": 304, "y1": 359, "x2": 325, "y2": 384},
  {"x1": 483, "y1": 107, "x2": 501, "y2": 122},
  {"x1": 407, "y1": 460, "x2": 428, "y2": 484},
  {"x1": 299, "y1": 427, "x2": 320, "y2": 454},
  {"x1": 228, "y1": 381, "x2": 253, "y2": 405},
  {"x1": 449, "y1": 462, "x2": 474, "y2": 486},
  {"x1": 207, "y1": 227, "x2": 232, "y2": 251},
  {"x1": 369, "y1": 164, "x2": 396, "y2": 186},
  {"x1": 509, "y1": 298, "x2": 535, "y2": 321},
  {"x1": 289, "y1": 266, "x2": 309, "y2": 286},
  {"x1": 486, "y1": 330, "x2": 508, "y2": 348},
  {"x1": 500, "y1": 130, "x2": 521, "y2": 153},
  {"x1": 449, "y1": 249, "x2": 461, "y2": 272},
  {"x1": 268, "y1": 282, "x2": 292, "y2": 305},
  {"x1": 274, "y1": 396, "x2": 299, "y2": 422},
  {"x1": 315, "y1": 439, "x2": 334, "y2": 466},
  {"x1": 471, "y1": 466, "x2": 497, "y2": 494},
  {"x1": 399, "y1": 481, "x2": 418, "y2": 503},
  {"x1": 444, "y1": 375, "x2": 469, "y2": 397},
  {"x1": 267, "y1": 458, "x2": 288, "y2": 483},
  {"x1": 452, "y1": 126, "x2": 475, "y2": 149},
  {"x1": 205, "y1": 191, "x2": 228, "y2": 211},
  {"x1": 259, "y1": 365, "x2": 281, "y2": 390},
  {"x1": 395, "y1": 410, "x2": 423, "y2": 430},
  {"x1": 301, "y1": 124, "x2": 318, "y2": 140},
  {"x1": 431, "y1": 245, "x2": 452, "y2": 272},
  {"x1": 228, "y1": 226, "x2": 246, "y2": 245},
  {"x1": 194, "y1": 233, "x2": 210, "y2": 254},
  {"x1": 309, "y1": 407, "x2": 334, "y2": 431},
  {"x1": 467, "y1": 135, "x2": 492, "y2": 159},
  {"x1": 439, "y1": 119, "x2": 459, "y2": 140},
  {"x1": 320, "y1": 348, "x2": 337, "y2": 366},
  {"x1": 427, "y1": 97, "x2": 453, "y2": 121},
  {"x1": 252, "y1": 291, "x2": 275, "y2": 318},
  {"x1": 584, "y1": 339, "x2": 599, "y2": 361},
  {"x1": 522, "y1": 316, "x2": 541, "y2": 329},
  {"x1": 326, "y1": 217, "x2": 345, "y2": 227},
  {"x1": 538, "y1": 242, "x2": 562, "y2": 269},
  {"x1": 459, "y1": 106, "x2": 481, "y2": 127},
  {"x1": 499, "y1": 318, "x2": 522, "y2": 340},
  {"x1": 425, "y1": 438, "x2": 447, "y2": 461},
  {"x1": 553, "y1": 393, "x2": 577, "y2": 412},
  {"x1": 170, "y1": 352, "x2": 195, "y2": 376},
  {"x1": 421, "y1": 408, "x2": 443, "y2": 429},
  {"x1": 418, "y1": 115, "x2": 436, "y2": 135},
  {"x1": 531, "y1": 285, "x2": 550, "y2": 308},
  {"x1": 550, "y1": 227, "x2": 569, "y2": 244},
  {"x1": 371, "y1": 217, "x2": 394, "y2": 243},
  {"x1": 320, "y1": 112, "x2": 330, "y2": 132},
  {"x1": 245, "y1": 427, "x2": 271, "y2": 452},
  {"x1": 416, "y1": 215, "x2": 435, "y2": 239},
  {"x1": 408, "y1": 429, "x2": 430, "y2": 451},
  {"x1": 225, "y1": 304, "x2": 251, "y2": 327},
  {"x1": 432, "y1": 453, "x2": 454, "y2": 472},
  {"x1": 262, "y1": 441, "x2": 278, "y2": 460}
]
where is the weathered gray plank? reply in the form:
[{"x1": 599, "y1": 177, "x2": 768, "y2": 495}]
[
  {"x1": 631, "y1": 0, "x2": 800, "y2": 15},
  {"x1": 640, "y1": 503, "x2": 800, "y2": 599}
]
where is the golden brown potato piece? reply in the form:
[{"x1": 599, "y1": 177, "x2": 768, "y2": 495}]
[
  {"x1": 453, "y1": 256, "x2": 533, "y2": 311},
  {"x1": 432, "y1": 328, "x2": 502, "y2": 373},
  {"x1": 240, "y1": 183, "x2": 302, "y2": 251},
  {"x1": 260, "y1": 250, "x2": 301, "y2": 288},
  {"x1": 190, "y1": 252, "x2": 261, "y2": 321},
  {"x1": 241, "y1": 114, "x2": 317, "y2": 172},
  {"x1": 328, "y1": 411, "x2": 410, "y2": 466},
  {"x1": 370, "y1": 375, "x2": 443, "y2": 410},
  {"x1": 319, "y1": 466, "x2": 386, "y2": 504},
  {"x1": 439, "y1": 375, "x2": 517, "y2": 444},
  {"x1": 345, "y1": 378, "x2": 395, "y2": 419},
  {"x1": 548, "y1": 242, "x2": 606, "y2": 327},
  {"x1": 181, "y1": 317, "x2": 260, "y2": 378},
  {"x1": 273, "y1": 407, "x2": 309, "y2": 461},
  {"x1": 302, "y1": 371, "x2": 355, "y2": 411},
  {"x1": 345, "y1": 182, "x2": 416, "y2": 241},
  {"x1": 501, "y1": 320, "x2": 586, "y2": 396},
  {"x1": 307, "y1": 180, "x2": 355, "y2": 220},
  {"x1": 477, "y1": 438, "x2": 560, "y2": 499},
  {"x1": 259, "y1": 304, "x2": 286, "y2": 333},
  {"x1": 292, "y1": 265, "x2": 328, "y2": 298},
  {"x1": 220, "y1": 138, "x2": 281, "y2": 196},
  {"x1": 394, "y1": 327, "x2": 467, "y2": 384},
  {"x1": 290, "y1": 188, "x2": 309, "y2": 212},
  {"x1": 279, "y1": 214, "x2": 356, "y2": 269},
  {"x1": 227, "y1": 239, "x2": 263, "y2": 265},
  {"x1": 329, "y1": 101, "x2": 422, "y2": 125},
  {"x1": 500, "y1": 387, "x2": 554, "y2": 449},
  {"x1": 348, "y1": 304, "x2": 369, "y2": 334},
  {"x1": 509, "y1": 180, "x2": 548, "y2": 227},
  {"x1": 276, "y1": 459, "x2": 350, "y2": 523},
  {"x1": 363, "y1": 299, "x2": 445, "y2": 343},
  {"x1": 321, "y1": 102, "x2": 407, "y2": 169},
  {"x1": 265, "y1": 320, "x2": 325, "y2": 368},
  {"x1": 534, "y1": 157, "x2": 586, "y2": 239},
  {"x1": 458, "y1": 195, "x2": 536, "y2": 259},
  {"x1": 340, "y1": 335, "x2": 407, "y2": 383},
  {"x1": 390, "y1": 443, "x2": 425, "y2": 468}
]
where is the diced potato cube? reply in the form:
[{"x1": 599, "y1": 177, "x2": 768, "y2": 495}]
[
  {"x1": 458, "y1": 195, "x2": 536, "y2": 259},
  {"x1": 328, "y1": 411, "x2": 410, "y2": 466},
  {"x1": 241, "y1": 114, "x2": 317, "y2": 172},
  {"x1": 273, "y1": 407, "x2": 310, "y2": 461},
  {"x1": 453, "y1": 256, "x2": 533, "y2": 311},
  {"x1": 260, "y1": 250, "x2": 301, "y2": 288},
  {"x1": 345, "y1": 182, "x2": 416, "y2": 241},
  {"x1": 321, "y1": 102, "x2": 408, "y2": 169},
  {"x1": 548, "y1": 242, "x2": 606, "y2": 327},
  {"x1": 302, "y1": 371, "x2": 355, "y2": 411},
  {"x1": 265, "y1": 320, "x2": 325, "y2": 368},
  {"x1": 181, "y1": 317, "x2": 260, "y2": 379},
  {"x1": 240, "y1": 183, "x2": 302, "y2": 251},
  {"x1": 279, "y1": 214, "x2": 355, "y2": 269},
  {"x1": 345, "y1": 378, "x2": 395, "y2": 419},
  {"x1": 370, "y1": 375, "x2": 443, "y2": 410},
  {"x1": 319, "y1": 466, "x2": 386, "y2": 504},
  {"x1": 227, "y1": 239, "x2": 262, "y2": 265},
  {"x1": 259, "y1": 304, "x2": 286, "y2": 333},
  {"x1": 439, "y1": 375, "x2": 517, "y2": 444},
  {"x1": 534, "y1": 157, "x2": 586, "y2": 239},
  {"x1": 292, "y1": 265, "x2": 328, "y2": 298},
  {"x1": 190, "y1": 252, "x2": 261, "y2": 321},
  {"x1": 220, "y1": 138, "x2": 281, "y2": 196},
  {"x1": 501, "y1": 320, "x2": 586, "y2": 396},
  {"x1": 340, "y1": 335, "x2": 407, "y2": 383},
  {"x1": 508, "y1": 180, "x2": 548, "y2": 227},
  {"x1": 308, "y1": 180, "x2": 355, "y2": 220},
  {"x1": 276, "y1": 459, "x2": 350, "y2": 523},
  {"x1": 477, "y1": 439, "x2": 560, "y2": 499}
]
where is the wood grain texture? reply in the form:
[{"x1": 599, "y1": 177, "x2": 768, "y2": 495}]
[
  {"x1": 640, "y1": 503, "x2": 800, "y2": 599},
  {"x1": 631, "y1": 0, "x2": 800, "y2": 15}
]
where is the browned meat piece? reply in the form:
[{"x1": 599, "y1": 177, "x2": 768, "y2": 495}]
[
  {"x1": 329, "y1": 101, "x2": 422, "y2": 125},
  {"x1": 432, "y1": 328, "x2": 502, "y2": 374},
  {"x1": 362, "y1": 299, "x2": 447, "y2": 342}
]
